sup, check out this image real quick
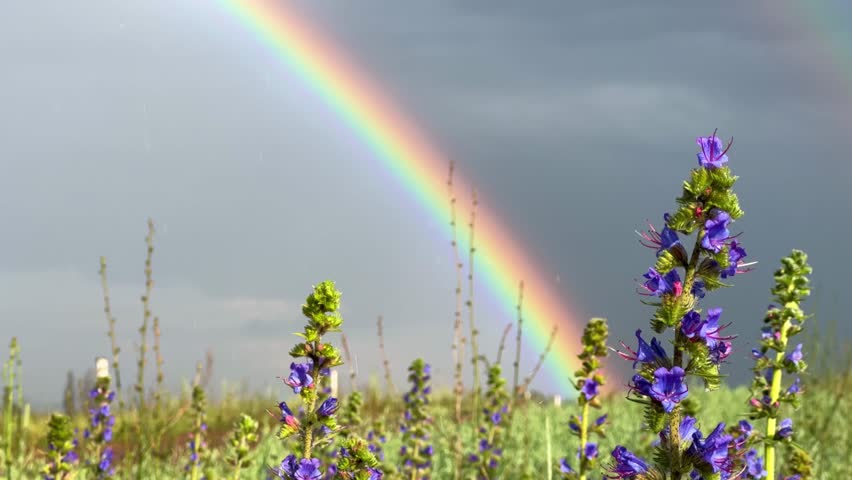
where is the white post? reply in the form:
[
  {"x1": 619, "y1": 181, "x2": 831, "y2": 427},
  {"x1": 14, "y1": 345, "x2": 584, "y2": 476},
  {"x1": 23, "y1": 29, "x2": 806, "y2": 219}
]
[
  {"x1": 553, "y1": 394, "x2": 562, "y2": 408},
  {"x1": 330, "y1": 370, "x2": 339, "y2": 398},
  {"x1": 95, "y1": 356, "x2": 110, "y2": 379}
]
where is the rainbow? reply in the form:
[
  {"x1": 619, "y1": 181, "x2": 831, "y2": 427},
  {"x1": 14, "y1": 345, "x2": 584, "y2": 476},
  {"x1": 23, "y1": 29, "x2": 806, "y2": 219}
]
[{"x1": 218, "y1": 0, "x2": 607, "y2": 396}]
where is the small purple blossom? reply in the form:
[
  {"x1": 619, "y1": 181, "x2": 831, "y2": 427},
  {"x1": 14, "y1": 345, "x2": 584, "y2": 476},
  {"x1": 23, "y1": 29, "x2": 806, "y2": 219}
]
[
  {"x1": 616, "y1": 329, "x2": 669, "y2": 369},
  {"x1": 776, "y1": 418, "x2": 794, "y2": 439},
  {"x1": 649, "y1": 367, "x2": 688, "y2": 413},
  {"x1": 584, "y1": 443, "x2": 598, "y2": 460},
  {"x1": 581, "y1": 379, "x2": 599, "y2": 401},
  {"x1": 721, "y1": 240, "x2": 748, "y2": 278},
  {"x1": 688, "y1": 423, "x2": 735, "y2": 476},
  {"x1": 608, "y1": 446, "x2": 649, "y2": 478},
  {"x1": 696, "y1": 134, "x2": 731, "y2": 169},
  {"x1": 284, "y1": 362, "x2": 314, "y2": 394},
  {"x1": 641, "y1": 268, "x2": 682, "y2": 297},
  {"x1": 316, "y1": 397, "x2": 338, "y2": 418},
  {"x1": 785, "y1": 344, "x2": 804, "y2": 364},
  {"x1": 744, "y1": 449, "x2": 767, "y2": 478},
  {"x1": 559, "y1": 458, "x2": 574, "y2": 473},
  {"x1": 701, "y1": 210, "x2": 732, "y2": 253},
  {"x1": 278, "y1": 401, "x2": 300, "y2": 427},
  {"x1": 787, "y1": 377, "x2": 801, "y2": 395}
]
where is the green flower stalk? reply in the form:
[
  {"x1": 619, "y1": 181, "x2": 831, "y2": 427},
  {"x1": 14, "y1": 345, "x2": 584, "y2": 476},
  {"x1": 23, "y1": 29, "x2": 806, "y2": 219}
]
[
  {"x1": 2, "y1": 337, "x2": 20, "y2": 478},
  {"x1": 609, "y1": 132, "x2": 754, "y2": 480},
  {"x1": 41, "y1": 413, "x2": 78, "y2": 480},
  {"x1": 273, "y1": 281, "x2": 380, "y2": 479},
  {"x1": 224, "y1": 414, "x2": 260, "y2": 480},
  {"x1": 399, "y1": 358, "x2": 433, "y2": 480},
  {"x1": 83, "y1": 357, "x2": 117, "y2": 479},
  {"x1": 561, "y1": 318, "x2": 609, "y2": 480},
  {"x1": 748, "y1": 250, "x2": 812, "y2": 479},
  {"x1": 186, "y1": 367, "x2": 212, "y2": 480},
  {"x1": 467, "y1": 360, "x2": 509, "y2": 479}
]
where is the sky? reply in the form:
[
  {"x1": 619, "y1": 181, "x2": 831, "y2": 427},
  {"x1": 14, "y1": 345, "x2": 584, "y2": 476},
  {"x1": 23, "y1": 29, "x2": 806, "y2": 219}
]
[{"x1": 1, "y1": 1, "x2": 850, "y2": 408}]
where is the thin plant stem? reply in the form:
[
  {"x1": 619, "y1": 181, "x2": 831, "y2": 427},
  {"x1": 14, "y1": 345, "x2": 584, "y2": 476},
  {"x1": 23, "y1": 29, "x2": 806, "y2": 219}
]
[
  {"x1": 340, "y1": 332, "x2": 357, "y2": 393},
  {"x1": 135, "y1": 218, "x2": 155, "y2": 480},
  {"x1": 447, "y1": 160, "x2": 465, "y2": 480},
  {"x1": 495, "y1": 323, "x2": 513, "y2": 365},
  {"x1": 153, "y1": 316, "x2": 164, "y2": 422},
  {"x1": 467, "y1": 187, "x2": 481, "y2": 426},
  {"x1": 377, "y1": 316, "x2": 396, "y2": 394},
  {"x1": 512, "y1": 281, "x2": 525, "y2": 400},
  {"x1": 99, "y1": 256, "x2": 124, "y2": 413},
  {"x1": 521, "y1": 324, "x2": 558, "y2": 394}
]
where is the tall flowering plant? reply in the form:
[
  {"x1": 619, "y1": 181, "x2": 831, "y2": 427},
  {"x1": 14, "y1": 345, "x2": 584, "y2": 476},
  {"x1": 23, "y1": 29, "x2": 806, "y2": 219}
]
[
  {"x1": 185, "y1": 381, "x2": 212, "y2": 480},
  {"x1": 747, "y1": 250, "x2": 813, "y2": 480},
  {"x1": 610, "y1": 131, "x2": 756, "y2": 480},
  {"x1": 467, "y1": 361, "x2": 509, "y2": 479},
  {"x1": 561, "y1": 317, "x2": 609, "y2": 480},
  {"x1": 83, "y1": 357, "x2": 117, "y2": 478},
  {"x1": 399, "y1": 358, "x2": 433, "y2": 479},
  {"x1": 273, "y1": 280, "x2": 381, "y2": 480},
  {"x1": 41, "y1": 413, "x2": 78, "y2": 480}
]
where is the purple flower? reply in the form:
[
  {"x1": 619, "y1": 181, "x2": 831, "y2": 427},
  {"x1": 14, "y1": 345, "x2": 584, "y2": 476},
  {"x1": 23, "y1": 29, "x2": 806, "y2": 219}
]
[
  {"x1": 681, "y1": 311, "x2": 704, "y2": 339},
  {"x1": 608, "y1": 446, "x2": 649, "y2": 478},
  {"x1": 738, "y1": 420, "x2": 754, "y2": 438},
  {"x1": 276, "y1": 456, "x2": 322, "y2": 480},
  {"x1": 284, "y1": 362, "x2": 314, "y2": 394},
  {"x1": 786, "y1": 344, "x2": 804, "y2": 364},
  {"x1": 584, "y1": 442, "x2": 598, "y2": 460},
  {"x1": 559, "y1": 458, "x2": 574, "y2": 473},
  {"x1": 776, "y1": 418, "x2": 794, "y2": 439},
  {"x1": 595, "y1": 414, "x2": 608, "y2": 427},
  {"x1": 696, "y1": 134, "x2": 730, "y2": 169},
  {"x1": 616, "y1": 329, "x2": 669, "y2": 369},
  {"x1": 692, "y1": 279, "x2": 706, "y2": 299},
  {"x1": 701, "y1": 210, "x2": 731, "y2": 253},
  {"x1": 641, "y1": 268, "x2": 682, "y2": 297},
  {"x1": 744, "y1": 449, "x2": 767, "y2": 478},
  {"x1": 581, "y1": 379, "x2": 599, "y2": 401},
  {"x1": 278, "y1": 401, "x2": 300, "y2": 427},
  {"x1": 787, "y1": 377, "x2": 801, "y2": 395},
  {"x1": 661, "y1": 416, "x2": 698, "y2": 448},
  {"x1": 689, "y1": 423, "x2": 734, "y2": 475},
  {"x1": 629, "y1": 374, "x2": 654, "y2": 398},
  {"x1": 720, "y1": 240, "x2": 748, "y2": 278},
  {"x1": 649, "y1": 367, "x2": 688, "y2": 413},
  {"x1": 316, "y1": 397, "x2": 338, "y2": 418},
  {"x1": 638, "y1": 215, "x2": 681, "y2": 256}
]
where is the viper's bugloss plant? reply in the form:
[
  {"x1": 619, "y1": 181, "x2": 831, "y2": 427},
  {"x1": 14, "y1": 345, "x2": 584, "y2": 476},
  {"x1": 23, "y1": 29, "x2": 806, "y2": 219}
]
[
  {"x1": 224, "y1": 413, "x2": 260, "y2": 480},
  {"x1": 273, "y1": 281, "x2": 379, "y2": 479},
  {"x1": 41, "y1": 413, "x2": 78, "y2": 480},
  {"x1": 399, "y1": 358, "x2": 433, "y2": 479},
  {"x1": 561, "y1": 317, "x2": 609, "y2": 480},
  {"x1": 747, "y1": 250, "x2": 813, "y2": 480},
  {"x1": 186, "y1": 377, "x2": 212, "y2": 480},
  {"x1": 83, "y1": 357, "x2": 117, "y2": 478},
  {"x1": 467, "y1": 361, "x2": 509, "y2": 479},
  {"x1": 611, "y1": 131, "x2": 756, "y2": 480},
  {"x1": 365, "y1": 419, "x2": 389, "y2": 472}
]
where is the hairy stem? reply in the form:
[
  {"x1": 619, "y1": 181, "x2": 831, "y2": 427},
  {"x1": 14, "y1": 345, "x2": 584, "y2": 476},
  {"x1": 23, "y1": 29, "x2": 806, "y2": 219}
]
[
  {"x1": 578, "y1": 402, "x2": 589, "y2": 480},
  {"x1": 765, "y1": 318, "x2": 791, "y2": 479}
]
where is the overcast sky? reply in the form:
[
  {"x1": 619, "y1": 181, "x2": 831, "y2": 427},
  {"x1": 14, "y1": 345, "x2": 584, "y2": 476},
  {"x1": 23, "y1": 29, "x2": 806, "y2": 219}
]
[{"x1": 1, "y1": 1, "x2": 849, "y2": 408}]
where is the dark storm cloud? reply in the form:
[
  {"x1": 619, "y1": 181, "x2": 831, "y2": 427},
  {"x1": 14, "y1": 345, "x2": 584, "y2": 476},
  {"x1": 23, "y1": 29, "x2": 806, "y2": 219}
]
[{"x1": 0, "y1": 0, "x2": 848, "y2": 405}]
